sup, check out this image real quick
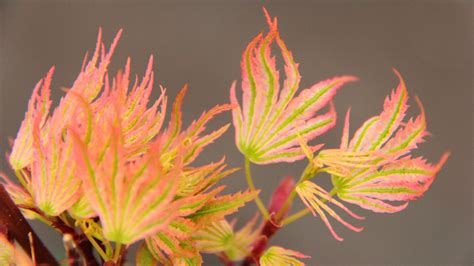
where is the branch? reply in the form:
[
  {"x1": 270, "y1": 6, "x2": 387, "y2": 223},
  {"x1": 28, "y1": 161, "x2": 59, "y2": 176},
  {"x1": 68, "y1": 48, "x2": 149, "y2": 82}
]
[
  {"x1": 0, "y1": 184, "x2": 58, "y2": 265},
  {"x1": 241, "y1": 218, "x2": 279, "y2": 266}
]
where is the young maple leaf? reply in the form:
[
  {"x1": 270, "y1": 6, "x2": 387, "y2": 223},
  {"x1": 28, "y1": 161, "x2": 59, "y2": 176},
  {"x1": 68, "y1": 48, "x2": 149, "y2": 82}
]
[
  {"x1": 230, "y1": 9, "x2": 356, "y2": 164},
  {"x1": 71, "y1": 118, "x2": 184, "y2": 244},
  {"x1": 90, "y1": 55, "x2": 167, "y2": 159},
  {"x1": 67, "y1": 43, "x2": 210, "y2": 245},
  {"x1": 259, "y1": 246, "x2": 309, "y2": 266},
  {"x1": 332, "y1": 155, "x2": 449, "y2": 213},
  {"x1": 30, "y1": 114, "x2": 82, "y2": 216},
  {"x1": 295, "y1": 69, "x2": 450, "y2": 236},
  {"x1": 322, "y1": 70, "x2": 450, "y2": 213},
  {"x1": 295, "y1": 70, "x2": 449, "y2": 241},
  {"x1": 295, "y1": 180, "x2": 364, "y2": 241}
]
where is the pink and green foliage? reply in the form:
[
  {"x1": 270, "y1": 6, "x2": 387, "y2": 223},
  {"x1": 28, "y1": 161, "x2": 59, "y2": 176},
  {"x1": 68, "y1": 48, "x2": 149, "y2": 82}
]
[
  {"x1": 1, "y1": 27, "x2": 257, "y2": 264},
  {"x1": 71, "y1": 120, "x2": 184, "y2": 244},
  {"x1": 295, "y1": 180, "x2": 364, "y2": 241},
  {"x1": 230, "y1": 10, "x2": 357, "y2": 164},
  {"x1": 141, "y1": 86, "x2": 257, "y2": 264},
  {"x1": 31, "y1": 108, "x2": 82, "y2": 216},
  {"x1": 0, "y1": 8, "x2": 450, "y2": 266},
  {"x1": 259, "y1": 246, "x2": 309, "y2": 266},
  {"x1": 91, "y1": 56, "x2": 167, "y2": 159},
  {"x1": 325, "y1": 70, "x2": 450, "y2": 213},
  {"x1": 194, "y1": 216, "x2": 260, "y2": 261},
  {"x1": 292, "y1": 70, "x2": 449, "y2": 242},
  {"x1": 4, "y1": 29, "x2": 122, "y2": 217},
  {"x1": 1, "y1": 68, "x2": 53, "y2": 216},
  {"x1": 9, "y1": 67, "x2": 53, "y2": 171}
]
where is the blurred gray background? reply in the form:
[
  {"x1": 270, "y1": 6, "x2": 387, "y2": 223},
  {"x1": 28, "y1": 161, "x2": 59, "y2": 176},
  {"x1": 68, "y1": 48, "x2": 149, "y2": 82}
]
[{"x1": 0, "y1": 1, "x2": 472, "y2": 265}]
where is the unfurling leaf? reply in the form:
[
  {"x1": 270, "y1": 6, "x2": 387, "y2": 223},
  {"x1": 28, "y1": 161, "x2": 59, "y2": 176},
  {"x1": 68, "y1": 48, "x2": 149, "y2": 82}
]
[{"x1": 295, "y1": 180, "x2": 364, "y2": 241}]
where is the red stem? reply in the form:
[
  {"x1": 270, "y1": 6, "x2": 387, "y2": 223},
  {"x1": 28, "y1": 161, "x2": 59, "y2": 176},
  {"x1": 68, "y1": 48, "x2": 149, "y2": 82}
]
[
  {"x1": 241, "y1": 176, "x2": 295, "y2": 265},
  {"x1": 241, "y1": 217, "x2": 281, "y2": 266}
]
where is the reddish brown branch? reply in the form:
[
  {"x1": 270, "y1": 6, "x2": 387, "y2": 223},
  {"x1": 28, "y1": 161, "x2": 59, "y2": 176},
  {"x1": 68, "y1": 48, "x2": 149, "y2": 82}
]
[
  {"x1": 16, "y1": 202, "x2": 100, "y2": 266},
  {"x1": 0, "y1": 184, "x2": 58, "y2": 265}
]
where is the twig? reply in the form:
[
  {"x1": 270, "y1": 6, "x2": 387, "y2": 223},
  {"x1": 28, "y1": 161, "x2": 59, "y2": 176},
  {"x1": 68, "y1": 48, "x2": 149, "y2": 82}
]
[
  {"x1": 51, "y1": 216, "x2": 99, "y2": 266},
  {"x1": 63, "y1": 233, "x2": 81, "y2": 266},
  {"x1": 241, "y1": 218, "x2": 279, "y2": 266}
]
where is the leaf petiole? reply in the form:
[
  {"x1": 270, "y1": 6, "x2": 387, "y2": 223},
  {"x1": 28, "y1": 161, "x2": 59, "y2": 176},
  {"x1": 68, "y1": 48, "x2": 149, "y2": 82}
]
[{"x1": 244, "y1": 157, "x2": 270, "y2": 220}]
